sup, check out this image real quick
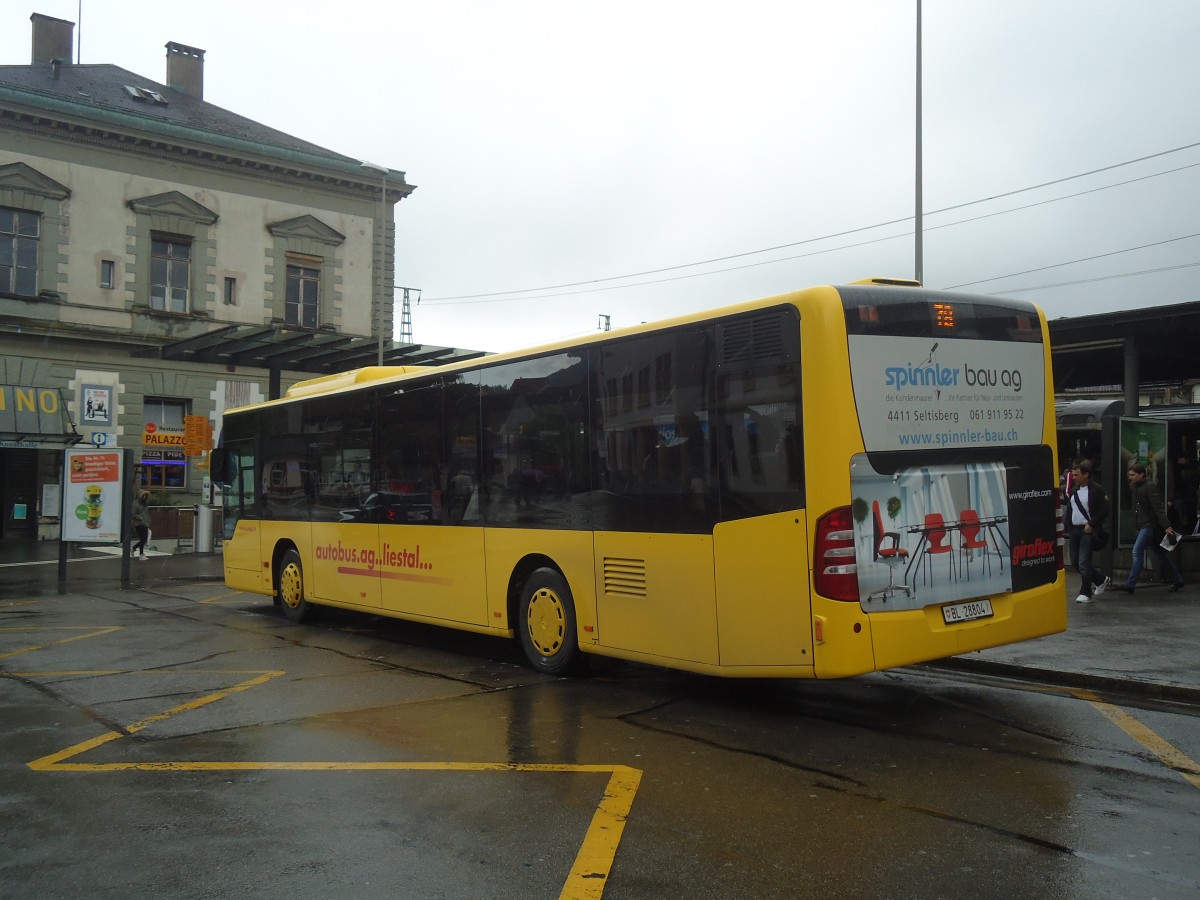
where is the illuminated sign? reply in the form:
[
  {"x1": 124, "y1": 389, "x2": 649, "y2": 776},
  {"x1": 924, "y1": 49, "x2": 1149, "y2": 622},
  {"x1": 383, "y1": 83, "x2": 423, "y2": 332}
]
[
  {"x1": 932, "y1": 303, "x2": 956, "y2": 329},
  {"x1": 143, "y1": 422, "x2": 185, "y2": 446}
]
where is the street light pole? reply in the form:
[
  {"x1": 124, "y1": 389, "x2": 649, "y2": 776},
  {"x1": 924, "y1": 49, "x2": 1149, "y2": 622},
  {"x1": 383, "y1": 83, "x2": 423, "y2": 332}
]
[
  {"x1": 360, "y1": 160, "x2": 389, "y2": 365},
  {"x1": 914, "y1": 0, "x2": 923, "y2": 285}
]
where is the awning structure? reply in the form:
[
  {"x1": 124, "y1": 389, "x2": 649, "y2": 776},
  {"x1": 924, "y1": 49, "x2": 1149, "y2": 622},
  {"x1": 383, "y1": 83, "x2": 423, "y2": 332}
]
[
  {"x1": 0, "y1": 433, "x2": 82, "y2": 448},
  {"x1": 0, "y1": 385, "x2": 81, "y2": 447},
  {"x1": 133, "y1": 324, "x2": 490, "y2": 398},
  {"x1": 1049, "y1": 301, "x2": 1200, "y2": 391}
]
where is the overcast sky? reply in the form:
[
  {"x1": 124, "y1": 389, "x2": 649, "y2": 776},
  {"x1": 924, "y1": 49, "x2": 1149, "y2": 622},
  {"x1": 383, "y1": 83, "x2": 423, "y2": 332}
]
[{"x1": 6, "y1": 1, "x2": 1200, "y2": 353}]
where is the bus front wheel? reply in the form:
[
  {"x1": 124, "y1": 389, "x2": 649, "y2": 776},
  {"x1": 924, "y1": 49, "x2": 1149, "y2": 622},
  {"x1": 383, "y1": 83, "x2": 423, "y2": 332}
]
[
  {"x1": 277, "y1": 549, "x2": 314, "y2": 623},
  {"x1": 518, "y1": 568, "x2": 580, "y2": 676}
]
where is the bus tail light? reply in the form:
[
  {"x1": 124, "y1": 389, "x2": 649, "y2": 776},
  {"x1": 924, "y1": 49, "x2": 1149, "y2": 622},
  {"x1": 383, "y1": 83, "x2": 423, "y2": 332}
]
[
  {"x1": 1054, "y1": 488, "x2": 1065, "y2": 570},
  {"x1": 814, "y1": 506, "x2": 859, "y2": 602}
]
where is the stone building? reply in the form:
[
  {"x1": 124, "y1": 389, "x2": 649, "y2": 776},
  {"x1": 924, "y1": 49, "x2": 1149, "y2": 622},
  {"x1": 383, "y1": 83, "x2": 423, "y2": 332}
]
[{"x1": 0, "y1": 12, "x2": 439, "y2": 544}]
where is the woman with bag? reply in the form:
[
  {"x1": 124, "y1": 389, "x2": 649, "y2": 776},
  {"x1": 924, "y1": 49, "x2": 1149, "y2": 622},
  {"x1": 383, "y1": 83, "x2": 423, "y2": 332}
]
[
  {"x1": 1067, "y1": 461, "x2": 1112, "y2": 603},
  {"x1": 1113, "y1": 463, "x2": 1184, "y2": 593}
]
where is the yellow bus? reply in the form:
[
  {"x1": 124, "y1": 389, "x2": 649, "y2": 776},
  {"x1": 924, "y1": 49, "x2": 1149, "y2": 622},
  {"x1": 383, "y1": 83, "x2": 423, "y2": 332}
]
[{"x1": 212, "y1": 280, "x2": 1065, "y2": 678}]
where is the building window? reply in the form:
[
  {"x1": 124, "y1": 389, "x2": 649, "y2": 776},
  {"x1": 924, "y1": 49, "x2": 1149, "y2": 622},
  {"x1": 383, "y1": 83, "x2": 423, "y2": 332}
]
[
  {"x1": 141, "y1": 398, "x2": 188, "y2": 490},
  {"x1": 285, "y1": 259, "x2": 320, "y2": 328},
  {"x1": 100, "y1": 259, "x2": 115, "y2": 289},
  {"x1": 223, "y1": 276, "x2": 237, "y2": 305},
  {"x1": 149, "y1": 236, "x2": 191, "y2": 312},
  {"x1": 0, "y1": 206, "x2": 40, "y2": 296}
]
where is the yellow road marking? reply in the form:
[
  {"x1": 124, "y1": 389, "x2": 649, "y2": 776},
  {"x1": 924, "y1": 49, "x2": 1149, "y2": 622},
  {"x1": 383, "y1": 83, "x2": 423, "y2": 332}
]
[
  {"x1": 25, "y1": 669, "x2": 285, "y2": 770},
  {"x1": 198, "y1": 591, "x2": 254, "y2": 605},
  {"x1": 15, "y1": 661, "x2": 641, "y2": 897},
  {"x1": 1073, "y1": 689, "x2": 1200, "y2": 790},
  {"x1": 0, "y1": 626, "x2": 123, "y2": 661},
  {"x1": 562, "y1": 764, "x2": 642, "y2": 900}
]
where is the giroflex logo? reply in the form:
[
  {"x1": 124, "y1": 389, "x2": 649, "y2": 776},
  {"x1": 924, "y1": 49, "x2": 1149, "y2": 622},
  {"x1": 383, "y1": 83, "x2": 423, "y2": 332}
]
[
  {"x1": 884, "y1": 343, "x2": 1023, "y2": 394},
  {"x1": 1011, "y1": 537, "x2": 1056, "y2": 567}
]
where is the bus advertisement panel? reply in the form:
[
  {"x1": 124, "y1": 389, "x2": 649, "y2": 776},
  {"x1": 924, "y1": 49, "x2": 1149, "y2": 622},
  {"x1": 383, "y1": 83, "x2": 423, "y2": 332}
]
[{"x1": 847, "y1": 335, "x2": 1045, "y2": 451}]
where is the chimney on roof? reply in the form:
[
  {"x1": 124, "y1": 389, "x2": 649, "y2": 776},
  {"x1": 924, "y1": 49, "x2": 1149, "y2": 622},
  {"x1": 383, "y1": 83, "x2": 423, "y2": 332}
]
[
  {"x1": 165, "y1": 42, "x2": 205, "y2": 99},
  {"x1": 31, "y1": 12, "x2": 74, "y2": 67}
]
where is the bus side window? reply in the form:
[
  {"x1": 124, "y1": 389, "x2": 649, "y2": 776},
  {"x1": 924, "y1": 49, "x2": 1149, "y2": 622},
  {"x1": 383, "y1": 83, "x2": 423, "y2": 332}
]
[
  {"x1": 714, "y1": 366, "x2": 803, "y2": 517},
  {"x1": 594, "y1": 328, "x2": 716, "y2": 533},
  {"x1": 478, "y1": 353, "x2": 590, "y2": 529}
]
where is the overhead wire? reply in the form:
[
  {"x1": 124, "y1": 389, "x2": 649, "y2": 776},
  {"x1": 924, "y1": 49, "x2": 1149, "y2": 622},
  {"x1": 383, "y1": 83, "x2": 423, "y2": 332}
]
[
  {"x1": 974, "y1": 261, "x2": 1200, "y2": 295},
  {"x1": 429, "y1": 177, "x2": 1200, "y2": 309},
  {"x1": 942, "y1": 232, "x2": 1200, "y2": 290},
  {"x1": 421, "y1": 140, "x2": 1200, "y2": 305},
  {"x1": 427, "y1": 166, "x2": 1200, "y2": 305}
]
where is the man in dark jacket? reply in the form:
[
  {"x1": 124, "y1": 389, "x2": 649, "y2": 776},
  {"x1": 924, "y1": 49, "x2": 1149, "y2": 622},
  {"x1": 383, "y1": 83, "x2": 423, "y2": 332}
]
[
  {"x1": 1114, "y1": 463, "x2": 1184, "y2": 593},
  {"x1": 1066, "y1": 461, "x2": 1112, "y2": 603}
]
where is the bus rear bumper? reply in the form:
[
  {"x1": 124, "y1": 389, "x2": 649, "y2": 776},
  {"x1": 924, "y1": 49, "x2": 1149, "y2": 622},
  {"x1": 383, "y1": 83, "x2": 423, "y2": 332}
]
[{"x1": 868, "y1": 575, "x2": 1067, "y2": 672}]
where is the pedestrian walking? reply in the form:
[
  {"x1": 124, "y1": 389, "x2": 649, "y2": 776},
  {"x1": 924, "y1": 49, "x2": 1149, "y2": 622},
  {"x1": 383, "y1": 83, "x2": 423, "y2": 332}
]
[
  {"x1": 1066, "y1": 460, "x2": 1112, "y2": 603},
  {"x1": 1113, "y1": 463, "x2": 1184, "y2": 594},
  {"x1": 131, "y1": 490, "x2": 151, "y2": 560}
]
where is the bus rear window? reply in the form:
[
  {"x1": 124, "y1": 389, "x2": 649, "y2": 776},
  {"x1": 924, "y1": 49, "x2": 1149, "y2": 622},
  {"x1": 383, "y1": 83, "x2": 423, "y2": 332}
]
[{"x1": 840, "y1": 286, "x2": 1042, "y2": 343}]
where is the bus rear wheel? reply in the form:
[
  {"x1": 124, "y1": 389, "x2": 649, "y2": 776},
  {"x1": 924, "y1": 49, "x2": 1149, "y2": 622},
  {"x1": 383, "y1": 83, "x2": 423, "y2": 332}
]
[
  {"x1": 277, "y1": 549, "x2": 314, "y2": 623},
  {"x1": 518, "y1": 568, "x2": 580, "y2": 676}
]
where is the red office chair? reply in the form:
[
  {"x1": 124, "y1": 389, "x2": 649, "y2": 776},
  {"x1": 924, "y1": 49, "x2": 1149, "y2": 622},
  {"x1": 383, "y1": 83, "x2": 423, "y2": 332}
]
[
  {"x1": 958, "y1": 509, "x2": 991, "y2": 581},
  {"x1": 922, "y1": 512, "x2": 956, "y2": 586},
  {"x1": 872, "y1": 500, "x2": 911, "y2": 598}
]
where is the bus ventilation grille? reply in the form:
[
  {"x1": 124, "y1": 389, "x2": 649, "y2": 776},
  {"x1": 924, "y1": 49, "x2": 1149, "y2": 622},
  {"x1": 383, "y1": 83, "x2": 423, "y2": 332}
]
[
  {"x1": 603, "y1": 557, "x2": 647, "y2": 598},
  {"x1": 721, "y1": 314, "x2": 784, "y2": 365}
]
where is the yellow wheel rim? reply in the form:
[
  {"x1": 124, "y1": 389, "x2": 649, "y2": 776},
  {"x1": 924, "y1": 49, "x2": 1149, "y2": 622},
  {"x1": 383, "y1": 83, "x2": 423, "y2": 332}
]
[
  {"x1": 526, "y1": 586, "x2": 565, "y2": 657},
  {"x1": 279, "y1": 562, "x2": 303, "y2": 609}
]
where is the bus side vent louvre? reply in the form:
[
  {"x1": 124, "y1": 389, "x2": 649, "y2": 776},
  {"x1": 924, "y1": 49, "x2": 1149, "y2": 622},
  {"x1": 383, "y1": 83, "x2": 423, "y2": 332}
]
[
  {"x1": 721, "y1": 314, "x2": 784, "y2": 365},
  {"x1": 603, "y1": 557, "x2": 647, "y2": 597}
]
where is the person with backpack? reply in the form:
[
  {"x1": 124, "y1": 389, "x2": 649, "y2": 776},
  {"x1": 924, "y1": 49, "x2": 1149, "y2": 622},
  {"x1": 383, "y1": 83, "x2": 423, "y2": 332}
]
[{"x1": 1066, "y1": 460, "x2": 1112, "y2": 603}]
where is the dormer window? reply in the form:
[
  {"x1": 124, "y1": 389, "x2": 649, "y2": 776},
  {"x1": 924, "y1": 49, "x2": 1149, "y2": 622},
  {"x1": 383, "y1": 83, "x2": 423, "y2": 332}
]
[{"x1": 123, "y1": 85, "x2": 168, "y2": 105}]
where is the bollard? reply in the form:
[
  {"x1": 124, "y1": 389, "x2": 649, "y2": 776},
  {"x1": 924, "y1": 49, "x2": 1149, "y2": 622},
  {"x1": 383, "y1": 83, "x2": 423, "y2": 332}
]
[{"x1": 194, "y1": 504, "x2": 214, "y2": 555}]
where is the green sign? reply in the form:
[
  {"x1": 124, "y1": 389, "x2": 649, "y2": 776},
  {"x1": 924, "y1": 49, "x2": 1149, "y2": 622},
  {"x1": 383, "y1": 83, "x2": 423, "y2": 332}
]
[{"x1": 1117, "y1": 417, "x2": 1168, "y2": 547}]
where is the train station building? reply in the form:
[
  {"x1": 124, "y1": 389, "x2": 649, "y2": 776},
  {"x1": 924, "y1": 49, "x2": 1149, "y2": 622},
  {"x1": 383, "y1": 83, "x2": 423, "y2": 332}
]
[{"x1": 0, "y1": 12, "x2": 478, "y2": 544}]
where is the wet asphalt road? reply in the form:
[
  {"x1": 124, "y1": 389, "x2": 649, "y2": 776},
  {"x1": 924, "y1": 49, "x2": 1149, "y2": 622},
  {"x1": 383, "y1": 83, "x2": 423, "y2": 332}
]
[{"x1": 3, "y1": 573, "x2": 1199, "y2": 899}]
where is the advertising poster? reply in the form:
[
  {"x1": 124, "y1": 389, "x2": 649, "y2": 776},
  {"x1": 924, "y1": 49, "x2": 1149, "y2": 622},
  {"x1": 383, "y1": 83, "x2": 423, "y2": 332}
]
[
  {"x1": 846, "y1": 335, "x2": 1045, "y2": 453},
  {"x1": 1117, "y1": 417, "x2": 1168, "y2": 546},
  {"x1": 62, "y1": 449, "x2": 124, "y2": 542},
  {"x1": 850, "y1": 449, "x2": 1058, "y2": 613},
  {"x1": 80, "y1": 384, "x2": 113, "y2": 426},
  {"x1": 851, "y1": 455, "x2": 1015, "y2": 610}
]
